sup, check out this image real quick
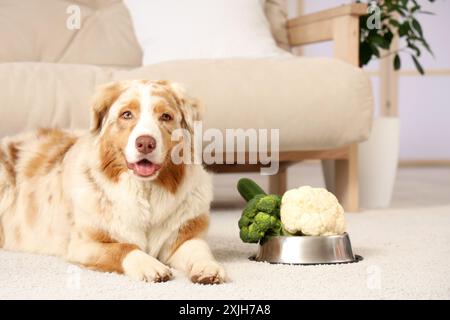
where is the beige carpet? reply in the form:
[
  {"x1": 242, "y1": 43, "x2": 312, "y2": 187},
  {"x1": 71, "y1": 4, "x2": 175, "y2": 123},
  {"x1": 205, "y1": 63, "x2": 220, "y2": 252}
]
[{"x1": 1, "y1": 165, "x2": 449, "y2": 299}]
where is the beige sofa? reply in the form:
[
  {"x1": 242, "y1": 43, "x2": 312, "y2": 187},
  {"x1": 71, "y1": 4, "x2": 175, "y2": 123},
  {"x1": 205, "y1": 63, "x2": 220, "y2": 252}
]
[{"x1": 0, "y1": 0, "x2": 373, "y2": 211}]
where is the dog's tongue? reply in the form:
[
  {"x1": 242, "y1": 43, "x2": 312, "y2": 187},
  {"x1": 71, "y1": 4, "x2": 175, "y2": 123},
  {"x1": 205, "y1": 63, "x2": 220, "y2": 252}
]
[{"x1": 131, "y1": 160, "x2": 160, "y2": 177}]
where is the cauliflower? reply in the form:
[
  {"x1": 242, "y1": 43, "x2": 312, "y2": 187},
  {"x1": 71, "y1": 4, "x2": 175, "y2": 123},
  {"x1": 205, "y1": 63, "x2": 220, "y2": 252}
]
[{"x1": 280, "y1": 186, "x2": 346, "y2": 236}]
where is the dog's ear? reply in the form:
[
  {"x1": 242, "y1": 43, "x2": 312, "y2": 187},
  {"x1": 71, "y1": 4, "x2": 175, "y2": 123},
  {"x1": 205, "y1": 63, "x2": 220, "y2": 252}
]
[
  {"x1": 90, "y1": 82, "x2": 125, "y2": 134},
  {"x1": 167, "y1": 82, "x2": 203, "y2": 133}
]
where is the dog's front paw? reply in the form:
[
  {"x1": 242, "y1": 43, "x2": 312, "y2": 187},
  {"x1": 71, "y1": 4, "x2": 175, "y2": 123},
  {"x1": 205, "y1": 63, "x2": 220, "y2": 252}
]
[
  {"x1": 190, "y1": 260, "x2": 226, "y2": 285},
  {"x1": 122, "y1": 250, "x2": 172, "y2": 282}
]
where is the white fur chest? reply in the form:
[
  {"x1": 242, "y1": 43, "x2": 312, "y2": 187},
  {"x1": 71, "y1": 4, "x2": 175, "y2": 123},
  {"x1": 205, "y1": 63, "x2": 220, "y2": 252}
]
[{"x1": 96, "y1": 164, "x2": 212, "y2": 256}]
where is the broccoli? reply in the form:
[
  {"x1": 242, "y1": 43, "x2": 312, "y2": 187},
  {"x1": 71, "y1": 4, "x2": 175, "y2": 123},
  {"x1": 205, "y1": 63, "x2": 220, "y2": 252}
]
[
  {"x1": 255, "y1": 194, "x2": 279, "y2": 213},
  {"x1": 241, "y1": 194, "x2": 264, "y2": 219},
  {"x1": 238, "y1": 193, "x2": 282, "y2": 243}
]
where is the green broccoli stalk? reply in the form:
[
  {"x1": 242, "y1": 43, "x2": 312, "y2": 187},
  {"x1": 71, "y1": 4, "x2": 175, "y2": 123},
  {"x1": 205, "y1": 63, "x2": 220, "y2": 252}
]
[{"x1": 237, "y1": 179, "x2": 283, "y2": 243}]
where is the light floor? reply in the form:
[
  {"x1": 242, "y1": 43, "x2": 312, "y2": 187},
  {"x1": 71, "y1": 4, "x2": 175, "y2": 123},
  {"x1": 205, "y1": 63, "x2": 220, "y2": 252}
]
[{"x1": 0, "y1": 165, "x2": 449, "y2": 299}]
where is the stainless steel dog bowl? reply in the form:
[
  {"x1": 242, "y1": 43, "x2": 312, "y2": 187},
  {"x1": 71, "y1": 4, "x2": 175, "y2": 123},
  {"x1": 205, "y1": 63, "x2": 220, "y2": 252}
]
[{"x1": 252, "y1": 233, "x2": 361, "y2": 265}]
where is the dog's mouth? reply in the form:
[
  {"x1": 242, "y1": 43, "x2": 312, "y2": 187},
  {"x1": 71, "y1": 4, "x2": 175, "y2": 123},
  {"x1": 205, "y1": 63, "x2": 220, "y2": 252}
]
[{"x1": 127, "y1": 159, "x2": 161, "y2": 178}]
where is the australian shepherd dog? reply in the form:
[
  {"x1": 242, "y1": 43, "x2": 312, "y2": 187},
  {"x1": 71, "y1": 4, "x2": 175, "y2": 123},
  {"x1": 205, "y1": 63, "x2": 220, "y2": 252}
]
[{"x1": 0, "y1": 80, "x2": 226, "y2": 284}]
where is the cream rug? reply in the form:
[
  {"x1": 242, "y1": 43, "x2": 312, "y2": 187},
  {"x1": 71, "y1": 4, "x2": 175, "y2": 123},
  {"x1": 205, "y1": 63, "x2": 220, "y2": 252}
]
[{"x1": 1, "y1": 166, "x2": 449, "y2": 299}]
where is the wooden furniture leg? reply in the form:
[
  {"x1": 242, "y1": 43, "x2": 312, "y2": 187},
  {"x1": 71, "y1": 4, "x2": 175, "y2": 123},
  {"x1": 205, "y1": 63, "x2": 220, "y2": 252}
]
[
  {"x1": 334, "y1": 144, "x2": 359, "y2": 212},
  {"x1": 268, "y1": 163, "x2": 288, "y2": 195}
]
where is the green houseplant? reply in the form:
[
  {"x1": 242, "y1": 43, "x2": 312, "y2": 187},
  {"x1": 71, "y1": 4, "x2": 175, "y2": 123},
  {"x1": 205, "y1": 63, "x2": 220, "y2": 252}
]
[{"x1": 358, "y1": 0, "x2": 435, "y2": 74}]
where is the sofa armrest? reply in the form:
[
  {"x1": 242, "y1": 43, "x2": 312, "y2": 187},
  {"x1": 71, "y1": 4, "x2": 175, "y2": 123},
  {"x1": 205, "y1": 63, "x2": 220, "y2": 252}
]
[{"x1": 287, "y1": 3, "x2": 367, "y2": 65}]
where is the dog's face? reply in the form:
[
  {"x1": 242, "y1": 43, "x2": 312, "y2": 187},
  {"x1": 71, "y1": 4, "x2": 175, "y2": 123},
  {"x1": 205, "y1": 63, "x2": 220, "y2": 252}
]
[{"x1": 90, "y1": 80, "x2": 200, "y2": 182}]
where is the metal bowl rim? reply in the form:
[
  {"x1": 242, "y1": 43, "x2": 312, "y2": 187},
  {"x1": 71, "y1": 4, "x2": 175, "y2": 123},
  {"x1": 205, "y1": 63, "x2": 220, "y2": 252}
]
[
  {"x1": 263, "y1": 232, "x2": 350, "y2": 241},
  {"x1": 250, "y1": 254, "x2": 363, "y2": 265}
]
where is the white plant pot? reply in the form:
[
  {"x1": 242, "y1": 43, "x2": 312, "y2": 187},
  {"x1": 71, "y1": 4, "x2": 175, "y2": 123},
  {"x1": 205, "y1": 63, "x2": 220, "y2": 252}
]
[
  {"x1": 322, "y1": 117, "x2": 400, "y2": 209},
  {"x1": 358, "y1": 117, "x2": 400, "y2": 209}
]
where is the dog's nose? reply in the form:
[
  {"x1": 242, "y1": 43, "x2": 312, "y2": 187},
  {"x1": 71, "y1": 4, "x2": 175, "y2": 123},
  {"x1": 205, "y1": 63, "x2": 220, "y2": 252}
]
[{"x1": 135, "y1": 135, "x2": 156, "y2": 154}]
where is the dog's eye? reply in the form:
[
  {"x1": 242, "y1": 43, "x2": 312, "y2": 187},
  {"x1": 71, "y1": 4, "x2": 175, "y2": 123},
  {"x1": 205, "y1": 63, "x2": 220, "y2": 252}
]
[
  {"x1": 159, "y1": 113, "x2": 173, "y2": 122},
  {"x1": 121, "y1": 111, "x2": 133, "y2": 120}
]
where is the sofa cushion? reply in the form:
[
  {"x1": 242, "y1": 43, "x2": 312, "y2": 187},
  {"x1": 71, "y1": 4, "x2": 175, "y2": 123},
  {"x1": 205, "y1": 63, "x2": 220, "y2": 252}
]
[
  {"x1": 0, "y1": 0, "x2": 142, "y2": 67},
  {"x1": 0, "y1": 0, "x2": 289, "y2": 66},
  {"x1": 0, "y1": 62, "x2": 112, "y2": 135},
  {"x1": 0, "y1": 58, "x2": 373, "y2": 151},
  {"x1": 124, "y1": 0, "x2": 288, "y2": 65},
  {"x1": 265, "y1": 0, "x2": 290, "y2": 50},
  {"x1": 119, "y1": 58, "x2": 373, "y2": 151}
]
